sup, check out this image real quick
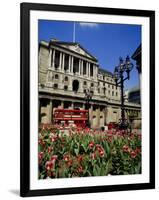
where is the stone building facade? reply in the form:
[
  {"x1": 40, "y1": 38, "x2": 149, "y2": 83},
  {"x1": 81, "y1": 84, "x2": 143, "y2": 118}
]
[{"x1": 38, "y1": 39, "x2": 141, "y2": 129}]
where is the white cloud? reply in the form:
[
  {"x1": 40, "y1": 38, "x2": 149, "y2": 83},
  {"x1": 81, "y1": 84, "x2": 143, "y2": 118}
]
[{"x1": 79, "y1": 22, "x2": 99, "y2": 28}]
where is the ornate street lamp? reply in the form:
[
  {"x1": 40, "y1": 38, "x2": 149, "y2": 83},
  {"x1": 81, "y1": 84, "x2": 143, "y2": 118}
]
[
  {"x1": 84, "y1": 89, "x2": 93, "y2": 128},
  {"x1": 114, "y1": 56, "x2": 133, "y2": 130}
]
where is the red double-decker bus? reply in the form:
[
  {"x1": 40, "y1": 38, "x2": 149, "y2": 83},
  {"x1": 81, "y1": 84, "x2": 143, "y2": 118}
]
[{"x1": 53, "y1": 109, "x2": 88, "y2": 128}]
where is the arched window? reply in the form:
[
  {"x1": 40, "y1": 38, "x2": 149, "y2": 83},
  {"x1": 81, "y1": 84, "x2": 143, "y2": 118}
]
[
  {"x1": 90, "y1": 90, "x2": 94, "y2": 95},
  {"x1": 91, "y1": 83, "x2": 94, "y2": 87},
  {"x1": 84, "y1": 81, "x2": 87, "y2": 86},
  {"x1": 55, "y1": 74, "x2": 59, "y2": 79},
  {"x1": 54, "y1": 84, "x2": 58, "y2": 89},
  {"x1": 72, "y1": 80, "x2": 79, "y2": 92},
  {"x1": 84, "y1": 89, "x2": 87, "y2": 93},
  {"x1": 64, "y1": 76, "x2": 68, "y2": 81},
  {"x1": 103, "y1": 87, "x2": 106, "y2": 95},
  {"x1": 64, "y1": 85, "x2": 68, "y2": 90}
]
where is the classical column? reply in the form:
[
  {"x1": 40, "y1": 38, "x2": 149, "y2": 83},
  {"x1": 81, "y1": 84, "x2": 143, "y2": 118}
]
[
  {"x1": 77, "y1": 59, "x2": 81, "y2": 75},
  {"x1": 88, "y1": 62, "x2": 90, "y2": 77},
  {"x1": 52, "y1": 49, "x2": 55, "y2": 70},
  {"x1": 96, "y1": 66, "x2": 98, "y2": 77},
  {"x1": 68, "y1": 55, "x2": 71, "y2": 73},
  {"x1": 81, "y1": 60, "x2": 83, "y2": 75},
  {"x1": 86, "y1": 62, "x2": 89, "y2": 77},
  {"x1": 62, "y1": 53, "x2": 65, "y2": 72},
  {"x1": 79, "y1": 59, "x2": 81, "y2": 75},
  {"x1": 48, "y1": 100, "x2": 52, "y2": 123},
  {"x1": 59, "y1": 52, "x2": 62, "y2": 69},
  {"x1": 71, "y1": 56, "x2": 74, "y2": 74},
  {"x1": 49, "y1": 49, "x2": 52, "y2": 68}
]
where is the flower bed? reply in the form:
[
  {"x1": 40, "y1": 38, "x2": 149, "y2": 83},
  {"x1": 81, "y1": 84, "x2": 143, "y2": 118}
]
[{"x1": 38, "y1": 125, "x2": 141, "y2": 179}]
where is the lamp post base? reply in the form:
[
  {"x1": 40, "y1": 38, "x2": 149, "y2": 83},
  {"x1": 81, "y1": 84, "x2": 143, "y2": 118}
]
[
  {"x1": 118, "y1": 119, "x2": 129, "y2": 130},
  {"x1": 86, "y1": 121, "x2": 91, "y2": 128}
]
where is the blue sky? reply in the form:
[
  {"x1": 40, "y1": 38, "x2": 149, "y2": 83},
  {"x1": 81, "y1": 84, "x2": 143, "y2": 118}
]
[{"x1": 38, "y1": 20, "x2": 141, "y2": 90}]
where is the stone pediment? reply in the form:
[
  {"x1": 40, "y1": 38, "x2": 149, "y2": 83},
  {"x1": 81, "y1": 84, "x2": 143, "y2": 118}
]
[
  {"x1": 51, "y1": 40, "x2": 97, "y2": 61},
  {"x1": 61, "y1": 44, "x2": 93, "y2": 59}
]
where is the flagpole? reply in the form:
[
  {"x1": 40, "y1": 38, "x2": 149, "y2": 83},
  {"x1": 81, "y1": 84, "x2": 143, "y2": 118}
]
[{"x1": 73, "y1": 22, "x2": 75, "y2": 43}]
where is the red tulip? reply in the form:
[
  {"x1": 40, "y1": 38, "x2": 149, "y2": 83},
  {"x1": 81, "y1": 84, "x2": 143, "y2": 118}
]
[
  {"x1": 88, "y1": 141, "x2": 95, "y2": 149},
  {"x1": 51, "y1": 155, "x2": 58, "y2": 162},
  {"x1": 122, "y1": 145, "x2": 130, "y2": 153},
  {"x1": 98, "y1": 149, "x2": 105, "y2": 157},
  {"x1": 63, "y1": 154, "x2": 70, "y2": 162},
  {"x1": 38, "y1": 152, "x2": 44, "y2": 160},
  {"x1": 45, "y1": 161, "x2": 54, "y2": 171},
  {"x1": 130, "y1": 150, "x2": 137, "y2": 158}
]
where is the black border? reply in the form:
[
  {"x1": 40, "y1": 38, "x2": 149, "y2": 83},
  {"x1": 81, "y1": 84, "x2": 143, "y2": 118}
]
[{"x1": 20, "y1": 2, "x2": 155, "y2": 197}]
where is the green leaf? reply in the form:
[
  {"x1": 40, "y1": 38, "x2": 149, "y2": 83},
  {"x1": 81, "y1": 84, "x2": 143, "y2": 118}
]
[
  {"x1": 104, "y1": 141, "x2": 110, "y2": 157},
  {"x1": 93, "y1": 165, "x2": 98, "y2": 176},
  {"x1": 81, "y1": 143, "x2": 88, "y2": 153},
  {"x1": 135, "y1": 162, "x2": 141, "y2": 174},
  {"x1": 105, "y1": 159, "x2": 112, "y2": 175},
  {"x1": 38, "y1": 145, "x2": 43, "y2": 152}
]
